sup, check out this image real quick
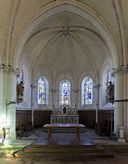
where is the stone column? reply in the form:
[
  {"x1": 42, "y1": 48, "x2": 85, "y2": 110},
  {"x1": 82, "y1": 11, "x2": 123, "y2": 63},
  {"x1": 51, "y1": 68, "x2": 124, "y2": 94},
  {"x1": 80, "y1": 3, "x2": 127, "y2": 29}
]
[
  {"x1": 1, "y1": 64, "x2": 18, "y2": 143},
  {"x1": 94, "y1": 84, "x2": 100, "y2": 124},
  {"x1": 112, "y1": 67, "x2": 126, "y2": 141},
  {"x1": 0, "y1": 64, "x2": 6, "y2": 135},
  {"x1": 123, "y1": 66, "x2": 128, "y2": 139},
  {"x1": 73, "y1": 89, "x2": 79, "y2": 108},
  {"x1": 51, "y1": 89, "x2": 57, "y2": 108},
  {"x1": 6, "y1": 68, "x2": 18, "y2": 142},
  {"x1": 30, "y1": 84, "x2": 36, "y2": 127},
  {"x1": 51, "y1": 89, "x2": 54, "y2": 108}
]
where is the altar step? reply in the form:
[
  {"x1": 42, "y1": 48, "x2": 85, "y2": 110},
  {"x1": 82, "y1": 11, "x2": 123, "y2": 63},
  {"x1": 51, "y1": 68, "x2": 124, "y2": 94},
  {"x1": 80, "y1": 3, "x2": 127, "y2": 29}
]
[
  {"x1": 13, "y1": 144, "x2": 114, "y2": 160},
  {"x1": 102, "y1": 144, "x2": 128, "y2": 153}
]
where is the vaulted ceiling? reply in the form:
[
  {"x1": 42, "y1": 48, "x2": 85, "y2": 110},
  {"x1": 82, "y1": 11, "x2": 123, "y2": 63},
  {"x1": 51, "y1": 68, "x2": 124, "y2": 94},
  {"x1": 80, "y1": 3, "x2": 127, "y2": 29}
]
[
  {"x1": 0, "y1": 0, "x2": 128, "y2": 81},
  {"x1": 22, "y1": 11, "x2": 110, "y2": 79}
]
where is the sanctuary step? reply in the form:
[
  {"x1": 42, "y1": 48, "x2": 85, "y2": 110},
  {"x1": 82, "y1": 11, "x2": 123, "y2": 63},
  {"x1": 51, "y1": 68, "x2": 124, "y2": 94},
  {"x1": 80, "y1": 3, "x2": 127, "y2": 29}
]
[
  {"x1": 102, "y1": 144, "x2": 128, "y2": 153},
  {"x1": 13, "y1": 144, "x2": 114, "y2": 160}
]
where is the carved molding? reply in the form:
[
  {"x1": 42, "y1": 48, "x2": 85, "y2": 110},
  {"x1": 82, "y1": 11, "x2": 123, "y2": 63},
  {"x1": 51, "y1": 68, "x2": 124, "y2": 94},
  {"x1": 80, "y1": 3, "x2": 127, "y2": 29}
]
[
  {"x1": 0, "y1": 63, "x2": 20, "y2": 76},
  {"x1": 112, "y1": 65, "x2": 128, "y2": 76}
]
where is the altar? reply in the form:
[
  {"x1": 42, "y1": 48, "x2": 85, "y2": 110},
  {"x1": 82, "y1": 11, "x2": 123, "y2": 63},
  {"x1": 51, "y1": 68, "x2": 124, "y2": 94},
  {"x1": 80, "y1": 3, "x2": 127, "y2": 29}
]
[
  {"x1": 43, "y1": 123, "x2": 85, "y2": 143},
  {"x1": 50, "y1": 106, "x2": 79, "y2": 124}
]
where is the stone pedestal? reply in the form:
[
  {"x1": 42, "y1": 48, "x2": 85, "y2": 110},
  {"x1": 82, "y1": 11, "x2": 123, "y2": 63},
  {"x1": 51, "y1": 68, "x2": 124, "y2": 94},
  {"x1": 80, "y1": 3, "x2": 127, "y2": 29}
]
[{"x1": 118, "y1": 126, "x2": 126, "y2": 142}]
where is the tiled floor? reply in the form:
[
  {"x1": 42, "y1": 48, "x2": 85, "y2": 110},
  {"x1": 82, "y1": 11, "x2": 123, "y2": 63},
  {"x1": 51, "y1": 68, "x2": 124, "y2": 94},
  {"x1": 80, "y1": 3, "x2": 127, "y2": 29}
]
[{"x1": 0, "y1": 128, "x2": 128, "y2": 164}]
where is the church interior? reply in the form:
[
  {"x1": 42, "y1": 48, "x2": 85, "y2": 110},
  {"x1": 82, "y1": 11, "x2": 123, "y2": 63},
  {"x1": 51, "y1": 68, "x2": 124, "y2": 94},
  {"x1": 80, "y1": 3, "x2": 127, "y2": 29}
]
[{"x1": 1, "y1": 0, "x2": 128, "y2": 163}]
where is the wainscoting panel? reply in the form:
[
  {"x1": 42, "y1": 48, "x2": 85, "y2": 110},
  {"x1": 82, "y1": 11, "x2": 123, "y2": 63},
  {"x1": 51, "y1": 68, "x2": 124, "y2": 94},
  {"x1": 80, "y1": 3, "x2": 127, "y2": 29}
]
[
  {"x1": 16, "y1": 110, "x2": 32, "y2": 131},
  {"x1": 78, "y1": 110, "x2": 114, "y2": 129},
  {"x1": 34, "y1": 110, "x2": 52, "y2": 128},
  {"x1": 16, "y1": 110, "x2": 52, "y2": 130},
  {"x1": 78, "y1": 110, "x2": 96, "y2": 128},
  {"x1": 16, "y1": 109, "x2": 113, "y2": 132}
]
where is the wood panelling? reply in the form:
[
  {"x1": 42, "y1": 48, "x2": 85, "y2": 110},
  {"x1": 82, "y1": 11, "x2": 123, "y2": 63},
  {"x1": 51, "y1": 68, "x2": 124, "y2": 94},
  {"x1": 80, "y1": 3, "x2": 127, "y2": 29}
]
[
  {"x1": 98, "y1": 110, "x2": 114, "y2": 122},
  {"x1": 97, "y1": 110, "x2": 114, "y2": 136},
  {"x1": 16, "y1": 109, "x2": 114, "y2": 135},
  {"x1": 34, "y1": 110, "x2": 52, "y2": 128},
  {"x1": 16, "y1": 110, "x2": 32, "y2": 130},
  {"x1": 16, "y1": 110, "x2": 52, "y2": 129},
  {"x1": 78, "y1": 110, "x2": 96, "y2": 128},
  {"x1": 78, "y1": 110, "x2": 114, "y2": 136}
]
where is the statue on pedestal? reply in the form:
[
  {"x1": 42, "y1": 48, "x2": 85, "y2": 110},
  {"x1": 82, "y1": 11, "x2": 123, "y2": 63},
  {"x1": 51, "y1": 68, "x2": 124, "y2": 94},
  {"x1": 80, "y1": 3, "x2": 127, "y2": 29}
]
[
  {"x1": 107, "y1": 81, "x2": 114, "y2": 104},
  {"x1": 17, "y1": 81, "x2": 24, "y2": 103}
]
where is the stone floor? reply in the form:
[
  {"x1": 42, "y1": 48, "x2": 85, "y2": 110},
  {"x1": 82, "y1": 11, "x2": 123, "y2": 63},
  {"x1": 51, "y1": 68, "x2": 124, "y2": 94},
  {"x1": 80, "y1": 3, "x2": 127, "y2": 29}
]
[
  {"x1": 21, "y1": 128, "x2": 117, "y2": 145},
  {"x1": 0, "y1": 128, "x2": 128, "y2": 164}
]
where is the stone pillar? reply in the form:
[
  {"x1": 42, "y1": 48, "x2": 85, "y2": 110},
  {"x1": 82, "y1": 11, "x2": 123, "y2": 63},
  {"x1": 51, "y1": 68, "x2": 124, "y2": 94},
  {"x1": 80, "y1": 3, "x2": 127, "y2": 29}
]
[
  {"x1": 51, "y1": 89, "x2": 57, "y2": 108},
  {"x1": 51, "y1": 89, "x2": 54, "y2": 108},
  {"x1": 112, "y1": 67, "x2": 126, "y2": 141},
  {"x1": 126, "y1": 73, "x2": 128, "y2": 138},
  {"x1": 6, "y1": 70, "x2": 17, "y2": 142},
  {"x1": 30, "y1": 84, "x2": 36, "y2": 127},
  {"x1": 123, "y1": 66, "x2": 128, "y2": 139},
  {"x1": 1, "y1": 64, "x2": 18, "y2": 143},
  {"x1": 94, "y1": 84, "x2": 100, "y2": 124},
  {"x1": 0, "y1": 65, "x2": 6, "y2": 136},
  {"x1": 73, "y1": 89, "x2": 79, "y2": 108}
]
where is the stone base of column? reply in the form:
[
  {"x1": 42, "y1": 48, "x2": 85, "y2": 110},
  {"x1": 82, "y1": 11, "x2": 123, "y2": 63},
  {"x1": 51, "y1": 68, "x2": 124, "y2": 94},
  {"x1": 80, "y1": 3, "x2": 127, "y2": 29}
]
[
  {"x1": 118, "y1": 138, "x2": 126, "y2": 142},
  {"x1": 118, "y1": 126, "x2": 126, "y2": 142}
]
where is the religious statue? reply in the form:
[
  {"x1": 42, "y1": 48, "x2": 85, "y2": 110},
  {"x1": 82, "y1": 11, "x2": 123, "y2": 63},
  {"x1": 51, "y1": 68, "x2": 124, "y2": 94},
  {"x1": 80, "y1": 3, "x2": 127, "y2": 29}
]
[
  {"x1": 107, "y1": 81, "x2": 114, "y2": 103},
  {"x1": 17, "y1": 81, "x2": 24, "y2": 103}
]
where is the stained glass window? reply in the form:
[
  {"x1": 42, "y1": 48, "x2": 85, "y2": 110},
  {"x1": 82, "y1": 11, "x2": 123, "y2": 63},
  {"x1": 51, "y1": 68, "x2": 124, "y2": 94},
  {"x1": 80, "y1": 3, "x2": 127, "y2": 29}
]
[
  {"x1": 60, "y1": 80, "x2": 71, "y2": 106},
  {"x1": 38, "y1": 77, "x2": 48, "y2": 105},
  {"x1": 107, "y1": 70, "x2": 111, "y2": 86},
  {"x1": 81, "y1": 77, "x2": 93, "y2": 105}
]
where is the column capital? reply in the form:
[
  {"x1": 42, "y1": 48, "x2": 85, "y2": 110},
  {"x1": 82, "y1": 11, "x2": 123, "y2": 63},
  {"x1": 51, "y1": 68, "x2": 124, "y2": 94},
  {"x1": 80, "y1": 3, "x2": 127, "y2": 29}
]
[
  {"x1": 0, "y1": 63, "x2": 19, "y2": 76},
  {"x1": 111, "y1": 65, "x2": 128, "y2": 76}
]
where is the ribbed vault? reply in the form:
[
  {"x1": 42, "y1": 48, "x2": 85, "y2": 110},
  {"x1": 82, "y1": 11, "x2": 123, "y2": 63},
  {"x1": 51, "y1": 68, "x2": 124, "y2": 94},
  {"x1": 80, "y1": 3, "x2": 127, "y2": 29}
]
[{"x1": 20, "y1": 11, "x2": 111, "y2": 83}]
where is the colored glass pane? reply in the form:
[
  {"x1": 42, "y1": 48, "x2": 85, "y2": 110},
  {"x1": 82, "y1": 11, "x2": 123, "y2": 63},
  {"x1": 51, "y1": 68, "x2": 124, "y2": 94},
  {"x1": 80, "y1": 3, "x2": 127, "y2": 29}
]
[
  {"x1": 38, "y1": 77, "x2": 48, "y2": 105},
  {"x1": 60, "y1": 80, "x2": 71, "y2": 105},
  {"x1": 81, "y1": 77, "x2": 93, "y2": 105}
]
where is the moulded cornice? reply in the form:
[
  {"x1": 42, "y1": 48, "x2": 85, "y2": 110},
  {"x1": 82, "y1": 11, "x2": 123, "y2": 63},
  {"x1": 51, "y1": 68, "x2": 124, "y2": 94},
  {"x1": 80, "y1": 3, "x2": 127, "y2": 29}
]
[
  {"x1": 0, "y1": 63, "x2": 20, "y2": 76},
  {"x1": 112, "y1": 65, "x2": 128, "y2": 76}
]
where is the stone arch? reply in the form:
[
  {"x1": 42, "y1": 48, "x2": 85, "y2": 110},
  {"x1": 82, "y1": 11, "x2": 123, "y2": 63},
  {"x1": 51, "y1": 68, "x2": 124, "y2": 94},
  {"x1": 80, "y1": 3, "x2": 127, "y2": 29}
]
[{"x1": 13, "y1": 1, "x2": 118, "y2": 68}]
